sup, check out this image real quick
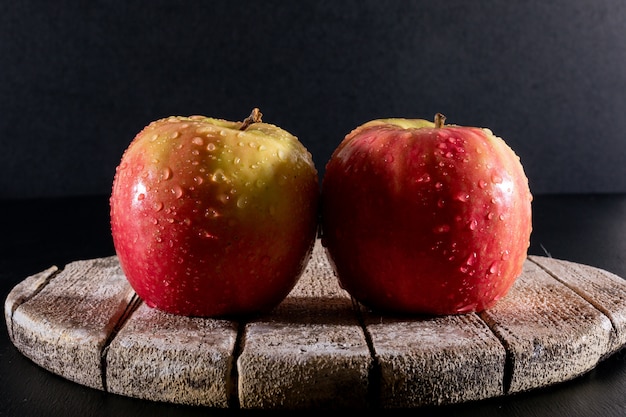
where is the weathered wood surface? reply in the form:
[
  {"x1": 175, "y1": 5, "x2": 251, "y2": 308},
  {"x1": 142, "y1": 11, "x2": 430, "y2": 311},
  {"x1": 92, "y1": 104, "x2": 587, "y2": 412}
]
[
  {"x1": 238, "y1": 248, "x2": 371, "y2": 409},
  {"x1": 105, "y1": 301, "x2": 239, "y2": 407},
  {"x1": 5, "y1": 239, "x2": 626, "y2": 409}
]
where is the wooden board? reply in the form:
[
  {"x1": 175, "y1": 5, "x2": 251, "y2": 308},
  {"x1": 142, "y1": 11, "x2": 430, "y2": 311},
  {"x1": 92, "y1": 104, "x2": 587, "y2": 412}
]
[{"x1": 5, "y1": 239, "x2": 626, "y2": 409}]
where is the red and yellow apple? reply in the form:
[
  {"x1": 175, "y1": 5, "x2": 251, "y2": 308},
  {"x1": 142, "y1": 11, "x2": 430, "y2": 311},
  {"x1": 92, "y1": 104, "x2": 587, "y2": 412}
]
[
  {"x1": 110, "y1": 109, "x2": 319, "y2": 317},
  {"x1": 321, "y1": 114, "x2": 532, "y2": 315}
]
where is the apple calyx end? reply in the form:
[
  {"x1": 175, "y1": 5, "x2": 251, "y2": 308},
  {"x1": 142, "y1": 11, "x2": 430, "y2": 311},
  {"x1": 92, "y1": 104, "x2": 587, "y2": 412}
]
[
  {"x1": 434, "y1": 113, "x2": 446, "y2": 129},
  {"x1": 240, "y1": 108, "x2": 263, "y2": 131}
]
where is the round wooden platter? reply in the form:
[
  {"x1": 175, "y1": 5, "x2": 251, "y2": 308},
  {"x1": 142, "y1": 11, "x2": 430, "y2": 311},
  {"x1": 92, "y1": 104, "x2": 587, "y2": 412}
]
[{"x1": 5, "y1": 239, "x2": 626, "y2": 409}]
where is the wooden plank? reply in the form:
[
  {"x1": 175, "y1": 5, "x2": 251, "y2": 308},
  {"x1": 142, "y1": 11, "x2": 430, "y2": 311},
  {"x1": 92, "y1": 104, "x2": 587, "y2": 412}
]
[
  {"x1": 105, "y1": 302, "x2": 239, "y2": 407},
  {"x1": 237, "y1": 241, "x2": 372, "y2": 409},
  {"x1": 479, "y1": 259, "x2": 613, "y2": 394},
  {"x1": 8, "y1": 257, "x2": 135, "y2": 390},
  {"x1": 363, "y1": 311, "x2": 506, "y2": 407},
  {"x1": 529, "y1": 255, "x2": 626, "y2": 354},
  {"x1": 5, "y1": 241, "x2": 626, "y2": 409},
  {"x1": 4, "y1": 265, "x2": 58, "y2": 344}
]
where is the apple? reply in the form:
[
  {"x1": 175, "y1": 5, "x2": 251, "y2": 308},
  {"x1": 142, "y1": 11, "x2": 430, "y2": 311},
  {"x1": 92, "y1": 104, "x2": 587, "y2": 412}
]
[
  {"x1": 321, "y1": 114, "x2": 532, "y2": 315},
  {"x1": 110, "y1": 108, "x2": 319, "y2": 317}
]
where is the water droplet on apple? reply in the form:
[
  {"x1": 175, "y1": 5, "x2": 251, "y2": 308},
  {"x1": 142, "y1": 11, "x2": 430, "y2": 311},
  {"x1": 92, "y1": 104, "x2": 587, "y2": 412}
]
[
  {"x1": 200, "y1": 230, "x2": 218, "y2": 240},
  {"x1": 173, "y1": 185, "x2": 184, "y2": 199},
  {"x1": 162, "y1": 167, "x2": 173, "y2": 180},
  {"x1": 437, "y1": 199, "x2": 446, "y2": 208},
  {"x1": 491, "y1": 174, "x2": 503, "y2": 184},
  {"x1": 478, "y1": 179, "x2": 488, "y2": 189},
  {"x1": 488, "y1": 262, "x2": 499, "y2": 275},
  {"x1": 499, "y1": 213, "x2": 506, "y2": 221},
  {"x1": 237, "y1": 195, "x2": 249, "y2": 208},
  {"x1": 468, "y1": 219, "x2": 478, "y2": 230},
  {"x1": 258, "y1": 144, "x2": 267, "y2": 151},
  {"x1": 487, "y1": 212, "x2": 495, "y2": 220},
  {"x1": 206, "y1": 142, "x2": 217, "y2": 152},
  {"x1": 455, "y1": 192, "x2": 470, "y2": 202},
  {"x1": 154, "y1": 201, "x2": 164, "y2": 212},
  {"x1": 204, "y1": 207, "x2": 219, "y2": 218},
  {"x1": 277, "y1": 149, "x2": 287, "y2": 160},
  {"x1": 435, "y1": 182, "x2": 443, "y2": 190},
  {"x1": 455, "y1": 303, "x2": 477, "y2": 313},
  {"x1": 170, "y1": 131, "x2": 180, "y2": 139},
  {"x1": 212, "y1": 169, "x2": 226, "y2": 182},
  {"x1": 194, "y1": 176, "x2": 204, "y2": 185},
  {"x1": 501, "y1": 250, "x2": 510, "y2": 261},
  {"x1": 416, "y1": 173, "x2": 431, "y2": 183},
  {"x1": 465, "y1": 252, "x2": 478, "y2": 266},
  {"x1": 434, "y1": 224, "x2": 450, "y2": 234},
  {"x1": 137, "y1": 193, "x2": 145, "y2": 201}
]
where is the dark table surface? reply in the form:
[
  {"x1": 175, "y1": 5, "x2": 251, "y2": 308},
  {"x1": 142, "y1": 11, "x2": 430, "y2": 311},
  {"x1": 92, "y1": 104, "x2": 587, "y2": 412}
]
[{"x1": 2, "y1": 193, "x2": 626, "y2": 417}]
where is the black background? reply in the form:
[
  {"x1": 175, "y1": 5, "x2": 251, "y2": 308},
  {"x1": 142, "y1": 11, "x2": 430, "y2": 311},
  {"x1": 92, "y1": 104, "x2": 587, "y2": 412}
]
[{"x1": 1, "y1": 0, "x2": 625, "y2": 199}]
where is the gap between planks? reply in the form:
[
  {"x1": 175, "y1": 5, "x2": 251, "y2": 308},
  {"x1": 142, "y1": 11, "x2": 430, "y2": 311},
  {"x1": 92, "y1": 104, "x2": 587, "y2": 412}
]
[{"x1": 5, "y1": 240, "x2": 626, "y2": 409}]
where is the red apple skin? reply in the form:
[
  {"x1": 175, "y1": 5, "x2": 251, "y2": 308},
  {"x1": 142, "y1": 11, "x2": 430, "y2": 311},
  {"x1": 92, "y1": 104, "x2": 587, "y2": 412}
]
[
  {"x1": 110, "y1": 113, "x2": 319, "y2": 317},
  {"x1": 321, "y1": 117, "x2": 532, "y2": 315}
]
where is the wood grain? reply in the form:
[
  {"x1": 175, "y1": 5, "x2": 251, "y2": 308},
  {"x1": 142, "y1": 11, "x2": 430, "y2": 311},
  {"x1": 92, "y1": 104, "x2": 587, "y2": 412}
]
[
  {"x1": 238, "y1": 246, "x2": 371, "y2": 409},
  {"x1": 5, "y1": 239, "x2": 626, "y2": 409},
  {"x1": 479, "y1": 260, "x2": 613, "y2": 394},
  {"x1": 105, "y1": 301, "x2": 239, "y2": 407},
  {"x1": 364, "y1": 311, "x2": 506, "y2": 407},
  {"x1": 7, "y1": 257, "x2": 135, "y2": 390}
]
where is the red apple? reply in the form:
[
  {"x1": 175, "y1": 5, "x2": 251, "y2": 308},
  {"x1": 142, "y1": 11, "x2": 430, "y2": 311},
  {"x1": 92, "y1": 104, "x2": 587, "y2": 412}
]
[
  {"x1": 321, "y1": 114, "x2": 532, "y2": 315},
  {"x1": 110, "y1": 109, "x2": 319, "y2": 317}
]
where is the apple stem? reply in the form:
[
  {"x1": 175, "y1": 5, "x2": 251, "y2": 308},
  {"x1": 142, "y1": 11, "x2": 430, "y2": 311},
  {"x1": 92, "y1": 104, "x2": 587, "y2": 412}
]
[
  {"x1": 434, "y1": 113, "x2": 446, "y2": 128},
  {"x1": 240, "y1": 108, "x2": 263, "y2": 131}
]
